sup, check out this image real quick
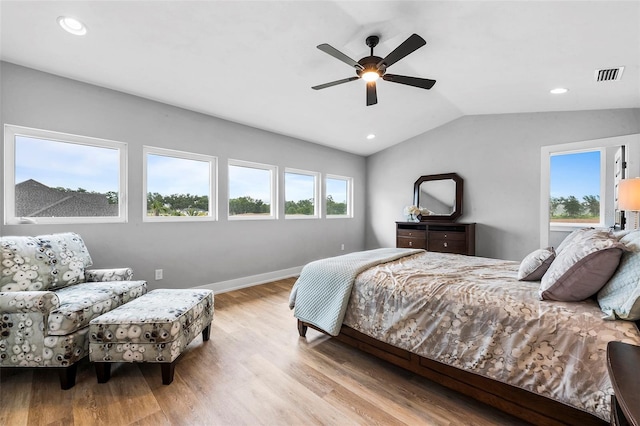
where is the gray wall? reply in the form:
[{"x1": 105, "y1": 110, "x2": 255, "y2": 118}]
[
  {"x1": 0, "y1": 62, "x2": 366, "y2": 291},
  {"x1": 366, "y1": 110, "x2": 640, "y2": 260}
]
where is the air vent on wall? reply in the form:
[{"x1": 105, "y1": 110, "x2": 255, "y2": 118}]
[{"x1": 595, "y1": 67, "x2": 624, "y2": 82}]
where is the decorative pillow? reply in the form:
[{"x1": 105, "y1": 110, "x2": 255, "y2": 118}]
[
  {"x1": 518, "y1": 247, "x2": 555, "y2": 281},
  {"x1": 539, "y1": 230, "x2": 626, "y2": 301},
  {"x1": 554, "y1": 227, "x2": 597, "y2": 255},
  {"x1": 37, "y1": 232, "x2": 93, "y2": 289},
  {"x1": 597, "y1": 230, "x2": 640, "y2": 320}
]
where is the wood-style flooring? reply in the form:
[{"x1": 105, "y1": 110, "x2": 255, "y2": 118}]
[{"x1": 0, "y1": 278, "x2": 529, "y2": 425}]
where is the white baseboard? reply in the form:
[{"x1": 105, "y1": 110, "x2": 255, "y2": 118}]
[{"x1": 195, "y1": 266, "x2": 303, "y2": 294}]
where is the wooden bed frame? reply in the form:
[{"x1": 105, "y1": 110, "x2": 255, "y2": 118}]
[{"x1": 297, "y1": 319, "x2": 607, "y2": 426}]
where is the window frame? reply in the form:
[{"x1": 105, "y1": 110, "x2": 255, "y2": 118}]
[
  {"x1": 143, "y1": 146, "x2": 217, "y2": 222},
  {"x1": 325, "y1": 174, "x2": 353, "y2": 218},
  {"x1": 228, "y1": 159, "x2": 278, "y2": 221},
  {"x1": 284, "y1": 168, "x2": 320, "y2": 219},
  {"x1": 3, "y1": 124, "x2": 128, "y2": 225},
  {"x1": 540, "y1": 134, "x2": 640, "y2": 247}
]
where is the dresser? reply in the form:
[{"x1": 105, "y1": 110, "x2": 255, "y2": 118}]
[{"x1": 396, "y1": 221, "x2": 476, "y2": 256}]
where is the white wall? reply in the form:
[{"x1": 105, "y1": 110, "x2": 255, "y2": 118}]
[
  {"x1": 0, "y1": 62, "x2": 367, "y2": 291},
  {"x1": 366, "y1": 110, "x2": 640, "y2": 260}
]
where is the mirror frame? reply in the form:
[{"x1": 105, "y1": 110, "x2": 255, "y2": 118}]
[{"x1": 413, "y1": 172, "x2": 463, "y2": 222}]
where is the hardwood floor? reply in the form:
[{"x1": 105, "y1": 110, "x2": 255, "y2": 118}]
[{"x1": 1, "y1": 278, "x2": 529, "y2": 425}]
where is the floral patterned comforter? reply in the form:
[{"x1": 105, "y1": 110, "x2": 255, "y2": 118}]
[{"x1": 342, "y1": 251, "x2": 640, "y2": 421}]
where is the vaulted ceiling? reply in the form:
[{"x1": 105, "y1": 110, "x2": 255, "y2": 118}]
[{"x1": 1, "y1": 1, "x2": 638, "y2": 156}]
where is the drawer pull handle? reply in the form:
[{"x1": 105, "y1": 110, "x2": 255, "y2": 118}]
[
  {"x1": 444, "y1": 234, "x2": 448, "y2": 238},
  {"x1": 409, "y1": 232, "x2": 413, "y2": 236},
  {"x1": 409, "y1": 241, "x2": 413, "y2": 247},
  {"x1": 443, "y1": 242, "x2": 448, "y2": 248}
]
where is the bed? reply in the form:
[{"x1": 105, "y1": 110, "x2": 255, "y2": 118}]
[{"x1": 289, "y1": 229, "x2": 640, "y2": 425}]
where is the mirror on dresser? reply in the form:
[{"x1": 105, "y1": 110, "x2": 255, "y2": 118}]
[
  {"x1": 398, "y1": 172, "x2": 475, "y2": 256},
  {"x1": 414, "y1": 172, "x2": 463, "y2": 222}
]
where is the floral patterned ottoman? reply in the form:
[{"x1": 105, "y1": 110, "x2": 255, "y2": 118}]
[{"x1": 88, "y1": 288, "x2": 214, "y2": 384}]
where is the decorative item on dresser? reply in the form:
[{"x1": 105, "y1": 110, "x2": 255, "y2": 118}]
[{"x1": 396, "y1": 221, "x2": 476, "y2": 255}]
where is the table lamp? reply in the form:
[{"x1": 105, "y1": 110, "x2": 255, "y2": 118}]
[{"x1": 618, "y1": 178, "x2": 640, "y2": 229}]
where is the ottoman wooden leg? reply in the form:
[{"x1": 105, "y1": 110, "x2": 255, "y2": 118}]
[
  {"x1": 202, "y1": 324, "x2": 211, "y2": 341},
  {"x1": 161, "y1": 360, "x2": 177, "y2": 385},
  {"x1": 95, "y1": 362, "x2": 111, "y2": 383}
]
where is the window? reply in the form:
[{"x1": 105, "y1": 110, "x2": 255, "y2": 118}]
[
  {"x1": 228, "y1": 160, "x2": 277, "y2": 220},
  {"x1": 540, "y1": 134, "x2": 640, "y2": 247},
  {"x1": 326, "y1": 175, "x2": 353, "y2": 218},
  {"x1": 3, "y1": 125, "x2": 127, "y2": 225},
  {"x1": 285, "y1": 169, "x2": 319, "y2": 219},
  {"x1": 549, "y1": 149, "x2": 604, "y2": 227},
  {"x1": 143, "y1": 146, "x2": 217, "y2": 222}
]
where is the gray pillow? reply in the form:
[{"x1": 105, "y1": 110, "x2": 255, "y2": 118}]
[
  {"x1": 518, "y1": 247, "x2": 555, "y2": 281},
  {"x1": 597, "y1": 230, "x2": 640, "y2": 320},
  {"x1": 539, "y1": 230, "x2": 626, "y2": 301}
]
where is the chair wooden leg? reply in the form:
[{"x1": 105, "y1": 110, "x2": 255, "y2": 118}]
[
  {"x1": 161, "y1": 360, "x2": 177, "y2": 385},
  {"x1": 202, "y1": 324, "x2": 211, "y2": 341},
  {"x1": 95, "y1": 362, "x2": 111, "y2": 383},
  {"x1": 59, "y1": 364, "x2": 78, "y2": 390}
]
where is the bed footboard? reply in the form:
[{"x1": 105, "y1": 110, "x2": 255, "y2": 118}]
[{"x1": 297, "y1": 320, "x2": 606, "y2": 426}]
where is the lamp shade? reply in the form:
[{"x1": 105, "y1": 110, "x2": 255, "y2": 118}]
[{"x1": 618, "y1": 178, "x2": 640, "y2": 211}]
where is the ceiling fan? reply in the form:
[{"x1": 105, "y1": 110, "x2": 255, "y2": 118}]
[{"x1": 312, "y1": 33, "x2": 436, "y2": 106}]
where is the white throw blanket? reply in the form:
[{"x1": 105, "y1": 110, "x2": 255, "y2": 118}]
[{"x1": 288, "y1": 248, "x2": 423, "y2": 336}]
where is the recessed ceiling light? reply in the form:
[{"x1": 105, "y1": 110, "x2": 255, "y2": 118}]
[
  {"x1": 550, "y1": 88, "x2": 568, "y2": 94},
  {"x1": 57, "y1": 16, "x2": 87, "y2": 36},
  {"x1": 366, "y1": 134, "x2": 376, "y2": 140}
]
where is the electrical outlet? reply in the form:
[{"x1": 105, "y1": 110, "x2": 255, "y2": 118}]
[
  {"x1": 341, "y1": 243, "x2": 345, "y2": 251},
  {"x1": 155, "y1": 269, "x2": 163, "y2": 280}
]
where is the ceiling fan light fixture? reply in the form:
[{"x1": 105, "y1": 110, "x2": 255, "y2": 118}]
[
  {"x1": 312, "y1": 33, "x2": 434, "y2": 105},
  {"x1": 57, "y1": 16, "x2": 87, "y2": 35},
  {"x1": 362, "y1": 70, "x2": 380, "y2": 82}
]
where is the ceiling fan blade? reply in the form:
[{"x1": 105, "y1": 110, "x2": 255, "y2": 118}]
[
  {"x1": 382, "y1": 74, "x2": 436, "y2": 90},
  {"x1": 312, "y1": 76, "x2": 359, "y2": 90},
  {"x1": 317, "y1": 44, "x2": 364, "y2": 70},
  {"x1": 376, "y1": 34, "x2": 426, "y2": 69},
  {"x1": 366, "y1": 81, "x2": 377, "y2": 106}
]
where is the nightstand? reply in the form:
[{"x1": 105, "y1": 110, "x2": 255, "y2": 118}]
[{"x1": 607, "y1": 341, "x2": 640, "y2": 426}]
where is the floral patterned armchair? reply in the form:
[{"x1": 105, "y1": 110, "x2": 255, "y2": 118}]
[{"x1": 0, "y1": 232, "x2": 147, "y2": 389}]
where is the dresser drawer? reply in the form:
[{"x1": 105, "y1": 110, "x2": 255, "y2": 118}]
[
  {"x1": 397, "y1": 229, "x2": 426, "y2": 239},
  {"x1": 428, "y1": 230, "x2": 466, "y2": 241},
  {"x1": 397, "y1": 237, "x2": 426, "y2": 249},
  {"x1": 427, "y1": 239, "x2": 466, "y2": 254}
]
